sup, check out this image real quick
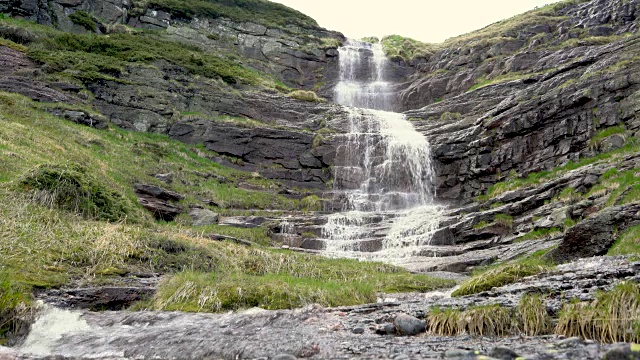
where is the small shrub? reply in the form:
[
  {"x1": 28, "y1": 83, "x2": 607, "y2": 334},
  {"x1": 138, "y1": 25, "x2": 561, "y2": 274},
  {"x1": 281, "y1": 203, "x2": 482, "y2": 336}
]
[
  {"x1": 19, "y1": 163, "x2": 134, "y2": 222},
  {"x1": 69, "y1": 11, "x2": 97, "y2": 32},
  {"x1": 288, "y1": 90, "x2": 325, "y2": 103}
]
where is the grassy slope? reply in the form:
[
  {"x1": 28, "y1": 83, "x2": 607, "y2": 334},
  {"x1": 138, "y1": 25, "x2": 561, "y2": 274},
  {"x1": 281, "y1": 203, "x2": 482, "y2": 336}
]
[
  {"x1": 0, "y1": 91, "x2": 455, "y2": 341},
  {"x1": 380, "y1": 0, "x2": 602, "y2": 63}
]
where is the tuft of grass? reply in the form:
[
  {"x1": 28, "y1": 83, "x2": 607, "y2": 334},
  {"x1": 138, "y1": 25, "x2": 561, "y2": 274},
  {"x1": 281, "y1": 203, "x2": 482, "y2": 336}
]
[
  {"x1": 452, "y1": 253, "x2": 552, "y2": 297},
  {"x1": 590, "y1": 125, "x2": 626, "y2": 148},
  {"x1": 440, "y1": 112, "x2": 462, "y2": 121},
  {"x1": 301, "y1": 195, "x2": 322, "y2": 212},
  {"x1": 518, "y1": 294, "x2": 550, "y2": 336},
  {"x1": 608, "y1": 225, "x2": 640, "y2": 258},
  {"x1": 18, "y1": 163, "x2": 135, "y2": 222},
  {"x1": 555, "y1": 282, "x2": 640, "y2": 343},
  {"x1": 463, "y1": 305, "x2": 514, "y2": 337},
  {"x1": 495, "y1": 214, "x2": 514, "y2": 228},
  {"x1": 0, "y1": 271, "x2": 32, "y2": 345},
  {"x1": 428, "y1": 305, "x2": 514, "y2": 337},
  {"x1": 556, "y1": 187, "x2": 582, "y2": 204},
  {"x1": 428, "y1": 307, "x2": 461, "y2": 336},
  {"x1": 69, "y1": 11, "x2": 97, "y2": 32},
  {"x1": 288, "y1": 90, "x2": 326, "y2": 103},
  {"x1": 516, "y1": 227, "x2": 562, "y2": 242},
  {"x1": 381, "y1": 34, "x2": 439, "y2": 62}
]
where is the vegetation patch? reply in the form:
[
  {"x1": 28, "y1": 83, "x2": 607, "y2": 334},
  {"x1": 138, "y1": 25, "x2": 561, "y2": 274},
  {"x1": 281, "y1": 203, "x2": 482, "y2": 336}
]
[
  {"x1": 452, "y1": 253, "x2": 552, "y2": 297},
  {"x1": 0, "y1": 271, "x2": 32, "y2": 345},
  {"x1": 608, "y1": 225, "x2": 640, "y2": 258},
  {"x1": 149, "y1": 256, "x2": 455, "y2": 312},
  {"x1": 428, "y1": 305, "x2": 514, "y2": 337},
  {"x1": 288, "y1": 90, "x2": 326, "y2": 103},
  {"x1": 556, "y1": 282, "x2": 640, "y2": 343},
  {"x1": 518, "y1": 293, "x2": 550, "y2": 336},
  {"x1": 476, "y1": 140, "x2": 640, "y2": 201},
  {"x1": 18, "y1": 163, "x2": 134, "y2": 222},
  {"x1": 381, "y1": 35, "x2": 439, "y2": 62},
  {"x1": 516, "y1": 227, "x2": 562, "y2": 242},
  {"x1": 143, "y1": 0, "x2": 318, "y2": 29},
  {"x1": 0, "y1": 17, "x2": 266, "y2": 86},
  {"x1": 69, "y1": 10, "x2": 97, "y2": 32},
  {"x1": 589, "y1": 125, "x2": 626, "y2": 148}
]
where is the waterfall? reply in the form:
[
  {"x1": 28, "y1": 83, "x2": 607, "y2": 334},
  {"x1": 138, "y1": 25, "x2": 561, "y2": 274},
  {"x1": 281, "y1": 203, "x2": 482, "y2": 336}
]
[{"x1": 322, "y1": 40, "x2": 442, "y2": 261}]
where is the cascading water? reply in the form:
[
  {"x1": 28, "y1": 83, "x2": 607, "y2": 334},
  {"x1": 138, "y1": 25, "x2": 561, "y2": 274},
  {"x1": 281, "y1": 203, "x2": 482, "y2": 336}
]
[{"x1": 322, "y1": 40, "x2": 442, "y2": 261}]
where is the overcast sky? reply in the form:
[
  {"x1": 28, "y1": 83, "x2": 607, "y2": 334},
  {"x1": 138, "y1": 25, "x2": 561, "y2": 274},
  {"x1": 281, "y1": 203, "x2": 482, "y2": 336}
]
[{"x1": 270, "y1": 0, "x2": 563, "y2": 43}]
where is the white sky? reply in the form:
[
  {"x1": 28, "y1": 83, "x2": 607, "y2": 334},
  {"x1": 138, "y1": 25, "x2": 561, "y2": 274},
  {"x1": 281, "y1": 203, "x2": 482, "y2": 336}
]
[{"x1": 270, "y1": 0, "x2": 563, "y2": 43}]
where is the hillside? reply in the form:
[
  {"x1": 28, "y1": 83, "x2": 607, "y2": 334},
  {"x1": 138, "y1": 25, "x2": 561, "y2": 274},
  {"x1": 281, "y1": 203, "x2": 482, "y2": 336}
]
[{"x1": 0, "y1": 0, "x2": 639, "y2": 358}]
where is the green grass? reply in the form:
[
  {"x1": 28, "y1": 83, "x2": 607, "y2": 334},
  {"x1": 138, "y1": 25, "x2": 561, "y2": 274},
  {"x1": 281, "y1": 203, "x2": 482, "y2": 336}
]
[
  {"x1": 556, "y1": 282, "x2": 640, "y2": 343},
  {"x1": 0, "y1": 17, "x2": 268, "y2": 86},
  {"x1": 0, "y1": 91, "x2": 304, "y2": 213},
  {"x1": 516, "y1": 227, "x2": 562, "y2": 242},
  {"x1": 518, "y1": 294, "x2": 550, "y2": 336},
  {"x1": 143, "y1": 0, "x2": 318, "y2": 30},
  {"x1": 0, "y1": 271, "x2": 31, "y2": 345},
  {"x1": 381, "y1": 35, "x2": 439, "y2": 62},
  {"x1": 69, "y1": 10, "x2": 97, "y2": 32},
  {"x1": 477, "y1": 140, "x2": 640, "y2": 201},
  {"x1": 287, "y1": 90, "x2": 326, "y2": 103},
  {"x1": 584, "y1": 168, "x2": 640, "y2": 207},
  {"x1": 147, "y1": 256, "x2": 454, "y2": 312},
  {"x1": 589, "y1": 125, "x2": 626, "y2": 148},
  {"x1": 608, "y1": 225, "x2": 640, "y2": 257},
  {"x1": 452, "y1": 251, "x2": 553, "y2": 297}
]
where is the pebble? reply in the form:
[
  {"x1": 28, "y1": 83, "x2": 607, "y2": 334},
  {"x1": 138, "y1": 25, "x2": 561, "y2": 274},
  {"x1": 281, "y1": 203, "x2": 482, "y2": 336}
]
[
  {"x1": 352, "y1": 327, "x2": 365, "y2": 334},
  {"x1": 444, "y1": 348, "x2": 474, "y2": 358},
  {"x1": 375, "y1": 323, "x2": 396, "y2": 335},
  {"x1": 556, "y1": 336, "x2": 585, "y2": 348}
]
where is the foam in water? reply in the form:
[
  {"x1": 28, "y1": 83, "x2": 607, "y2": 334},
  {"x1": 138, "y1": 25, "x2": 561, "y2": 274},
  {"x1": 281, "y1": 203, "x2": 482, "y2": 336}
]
[
  {"x1": 20, "y1": 303, "x2": 91, "y2": 356},
  {"x1": 323, "y1": 39, "x2": 442, "y2": 262}
]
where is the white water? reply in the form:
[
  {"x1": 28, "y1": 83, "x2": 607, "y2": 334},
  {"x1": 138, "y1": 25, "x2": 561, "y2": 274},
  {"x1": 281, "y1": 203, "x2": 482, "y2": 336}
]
[
  {"x1": 322, "y1": 40, "x2": 443, "y2": 262},
  {"x1": 19, "y1": 304, "x2": 92, "y2": 356}
]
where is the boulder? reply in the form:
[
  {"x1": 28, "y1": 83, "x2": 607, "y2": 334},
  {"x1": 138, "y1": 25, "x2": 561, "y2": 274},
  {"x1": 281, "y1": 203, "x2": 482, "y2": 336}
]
[
  {"x1": 134, "y1": 184, "x2": 184, "y2": 221},
  {"x1": 393, "y1": 314, "x2": 426, "y2": 336},
  {"x1": 189, "y1": 208, "x2": 219, "y2": 226},
  {"x1": 548, "y1": 202, "x2": 640, "y2": 263}
]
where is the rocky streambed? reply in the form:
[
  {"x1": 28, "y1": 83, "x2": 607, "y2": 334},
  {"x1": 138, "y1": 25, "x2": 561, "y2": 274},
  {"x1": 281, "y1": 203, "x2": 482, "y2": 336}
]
[{"x1": 1, "y1": 256, "x2": 638, "y2": 360}]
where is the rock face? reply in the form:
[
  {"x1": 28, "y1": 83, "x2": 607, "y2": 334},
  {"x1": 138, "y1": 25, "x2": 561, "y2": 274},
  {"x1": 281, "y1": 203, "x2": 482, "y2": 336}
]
[
  {"x1": 2, "y1": 0, "x2": 344, "y2": 92},
  {"x1": 133, "y1": 184, "x2": 184, "y2": 221},
  {"x1": 396, "y1": 0, "x2": 640, "y2": 111}
]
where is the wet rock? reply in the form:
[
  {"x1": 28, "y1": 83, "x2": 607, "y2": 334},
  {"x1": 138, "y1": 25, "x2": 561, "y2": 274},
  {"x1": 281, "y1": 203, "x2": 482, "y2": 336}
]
[
  {"x1": 351, "y1": 327, "x2": 365, "y2": 334},
  {"x1": 490, "y1": 346, "x2": 520, "y2": 360},
  {"x1": 153, "y1": 173, "x2": 173, "y2": 184},
  {"x1": 40, "y1": 287, "x2": 156, "y2": 311},
  {"x1": 272, "y1": 354, "x2": 297, "y2": 360},
  {"x1": 219, "y1": 216, "x2": 265, "y2": 228},
  {"x1": 603, "y1": 344, "x2": 640, "y2": 360},
  {"x1": 393, "y1": 314, "x2": 426, "y2": 336},
  {"x1": 375, "y1": 323, "x2": 396, "y2": 335},
  {"x1": 189, "y1": 208, "x2": 219, "y2": 227},
  {"x1": 444, "y1": 348, "x2": 474, "y2": 358},
  {"x1": 557, "y1": 337, "x2": 585, "y2": 348}
]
